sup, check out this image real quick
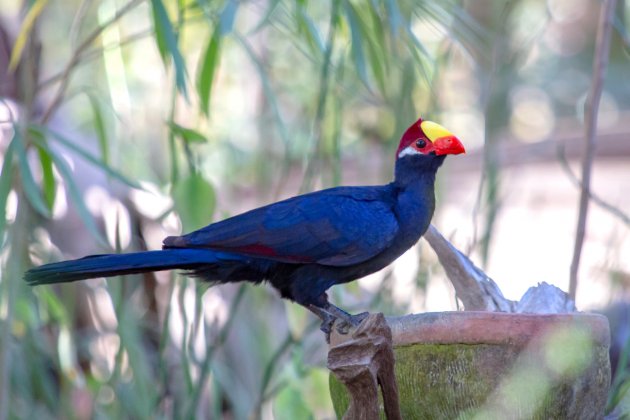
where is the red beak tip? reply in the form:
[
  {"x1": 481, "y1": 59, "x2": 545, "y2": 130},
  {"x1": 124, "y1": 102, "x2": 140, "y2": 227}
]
[{"x1": 434, "y1": 136, "x2": 465, "y2": 156}]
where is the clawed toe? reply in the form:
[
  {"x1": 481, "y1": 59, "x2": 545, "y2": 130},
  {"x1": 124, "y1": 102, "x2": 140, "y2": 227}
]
[
  {"x1": 352, "y1": 311, "x2": 369, "y2": 326},
  {"x1": 334, "y1": 312, "x2": 369, "y2": 334},
  {"x1": 335, "y1": 320, "x2": 351, "y2": 335},
  {"x1": 307, "y1": 301, "x2": 370, "y2": 339},
  {"x1": 320, "y1": 317, "x2": 334, "y2": 336}
]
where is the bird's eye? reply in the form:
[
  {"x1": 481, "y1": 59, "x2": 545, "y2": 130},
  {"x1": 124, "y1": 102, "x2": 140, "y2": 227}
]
[{"x1": 415, "y1": 139, "x2": 426, "y2": 148}]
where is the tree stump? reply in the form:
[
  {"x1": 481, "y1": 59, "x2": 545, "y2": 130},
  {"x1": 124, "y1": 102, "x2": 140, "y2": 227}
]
[{"x1": 327, "y1": 313, "x2": 401, "y2": 420}]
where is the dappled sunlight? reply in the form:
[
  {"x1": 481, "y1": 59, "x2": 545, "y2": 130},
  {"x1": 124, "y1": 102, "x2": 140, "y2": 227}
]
[
  {"x1": 509, "y1": 86, "x2": 555, "y2": 142},
  {"x1": 597, "y1": 92, "x2": 620, "y2": 128},
  {"x1": 544, "y1": 20, "x2": 588, "y2": 56},
  {"x1": 130, "y1": 181, "x2": 173, "y2": 219},
  {"x1": 4, "y1": 190, "x2": 16, "y2": 225},
  {"x1": 88, "y1": 283, "x2": 119, "y2": 332},
  {"x1": 202, "y1": 288, "x2": 230, "y2": 330},
  {"x1": 547, "y1": 0, "x2": 589, "y2": 23},
  {"x1": 85, "y1": 185, "x2": 132, "y2": 249}
]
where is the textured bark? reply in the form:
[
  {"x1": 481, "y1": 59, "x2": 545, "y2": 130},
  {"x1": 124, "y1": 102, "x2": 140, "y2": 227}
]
[{"x1": 328, "y1": 313, "x2": 401, "y2": 420}]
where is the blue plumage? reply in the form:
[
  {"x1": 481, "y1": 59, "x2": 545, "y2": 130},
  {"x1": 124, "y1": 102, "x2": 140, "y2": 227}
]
[
  {"x1": 164, "y1": 186, "x2": 399, "y2": 266},
  {"x1": 24, "y1": 118, "x2": 465, "y2": 335}
]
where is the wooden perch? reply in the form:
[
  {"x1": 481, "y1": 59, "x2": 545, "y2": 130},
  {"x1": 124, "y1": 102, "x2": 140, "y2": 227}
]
[{"x1": 328, "y1": 313, "x2": 401, "y2": 420}]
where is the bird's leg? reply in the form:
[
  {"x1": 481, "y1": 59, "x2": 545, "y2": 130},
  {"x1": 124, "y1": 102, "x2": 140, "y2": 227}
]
[{"x1": 307, "y1": 304, "x2": 337, "y2": 338}]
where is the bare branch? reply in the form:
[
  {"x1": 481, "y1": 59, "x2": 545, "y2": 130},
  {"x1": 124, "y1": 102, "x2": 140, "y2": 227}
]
[
  {"x1": 424, "y1": 225, "x2": 515, "y2": 312},
  {"x1": 569, "y1": 0, "x2": 618, "y2": 300},
  {"x1": 557, "y1": 145, "x2": 630, "y2": 226}
]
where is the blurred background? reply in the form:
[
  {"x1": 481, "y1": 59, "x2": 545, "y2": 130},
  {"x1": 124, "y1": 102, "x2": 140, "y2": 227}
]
[{"x1": 0, "y1": 0, "x2": 629, "y2": 418}]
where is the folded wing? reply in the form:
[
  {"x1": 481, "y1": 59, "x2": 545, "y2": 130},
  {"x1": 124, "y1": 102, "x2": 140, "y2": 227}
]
[{"x1": 163, "y1": 187, "x2": 399, "y2": 266}]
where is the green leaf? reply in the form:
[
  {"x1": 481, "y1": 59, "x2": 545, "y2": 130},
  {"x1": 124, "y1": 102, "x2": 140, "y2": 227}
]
[
  {"x1": 0, "y1": 140, "x2": 15, "y2": 235},
  {"x1": 384, "y1": 0, "x2": 403, "y2": 37},
  {"x1": 9, "y1": 0, "x2": 49, "y2": 71},
  {"x1": 28, "y1": 125, "x2": 143, "y2": 190},
  {"x1": 168, "y1": 122, "x2": 207, "y2": 143},
  {"x1": 85, "y1": 92, "x2": 110, "y2": 167},
  {"x1": 13, "y1": 129, "x2": 50, "y2": 217},
  {"x1": 294, "y1": 3, "x2": 324, "y2": 53},
  {"x1": 36, "y1": 145, "x2": 56, "y2": 211},
  {"x1": 172, "y1": 173, "x2": 215, "y2": 231},
  {"x1": 362, "y1": 5, "x2": 388, "y2": 94},
  {"x1": 39, "y1": 287, "x2": 70, "y2": 325},
  {"x1": 150, "y1": 0, "x2": 189, "y2": 99},
  {"x1": 197, "y1": 27, "x2": 221, "y2": 116},
  {"x1": 404, "y1": 26, "x2": 434, "y2": 85},
  {"x1": 151, "y1": 0, "x2": 167, "y2": 59},
  {"x1": 48, "y1": 151, "x2": 107, "y2": 247},
  {"x1": 219, "y1": 0, "x2": 239, "y2": 34}
]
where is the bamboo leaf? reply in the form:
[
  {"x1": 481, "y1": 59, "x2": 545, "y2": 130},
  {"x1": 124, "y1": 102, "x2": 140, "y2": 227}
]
[
  {"x1": 151, "y1": 0, "x2": 167, "y2": 59},
  {"x1": 85, "y1": 92, "x2": 110, "y2": 167},
  {"x1": 28, "y1": 125, "x2": 143, "y2": 190},
  {"x1": 9, "y1": 0, "x2": 49, "y2": 71},
  {"x1": 0, "y1": 140, "x2": 15, "y2": 235},
  {"x1": 349, "y1": 3, "x2": 387, "y2": 95},
  {"x1": 36, "y1": 145, "x2": 56, "y2": 211},
  {"x1": 219, "y1": 0, "x2": 239, "y2": 34},
  {"x1": 49, "y1": 151, "x2": 107, "y2": 247},
  {"x1": 38, "y1": 288, "x2": 70, "y2": 325},
  {"x1": 296, "y1": 6, "x2": 324, "y2": 53},
  {"x1": 404, "y1": 26, "x2": 434, "y2": 85},
  {"x1": 150, "y1": 0, "x2": 189, "y2": 99},
  {"x1": 13, "y1": 129, "x2": 50, "y2": 217},
  {"x1": 384, "y1": 0, "x2": 403, "y2": 37},
  {"x1": 167, "y1": 121, "x2": 207, "y2": 143},
  {"x1": 28, "y1": 126, "x2": 56, "y2": 207},
  {"x1": 197, "y1": 27, "x2": 221, "y2": 116}
]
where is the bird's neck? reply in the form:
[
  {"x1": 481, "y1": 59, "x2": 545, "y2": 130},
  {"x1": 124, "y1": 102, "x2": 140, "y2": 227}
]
[
  {"x1": 393, "y1": 155, "x2": 445, "y2": 190},
  {"x1": 391, "y1": 155, "x2": 446, "y2": 238}
]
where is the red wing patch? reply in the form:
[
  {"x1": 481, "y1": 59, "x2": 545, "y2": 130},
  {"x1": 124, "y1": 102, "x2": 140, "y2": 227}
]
[{"x1": 213, "y1": 243, "x2": 314, "y2": 263}]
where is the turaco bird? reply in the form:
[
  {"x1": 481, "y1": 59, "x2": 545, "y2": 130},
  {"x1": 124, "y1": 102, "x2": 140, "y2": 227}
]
[{"x1": 25, "y1": 118, "x2": 465, "y2": 335}]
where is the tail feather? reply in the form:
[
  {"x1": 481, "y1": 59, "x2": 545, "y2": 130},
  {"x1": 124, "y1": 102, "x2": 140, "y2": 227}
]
[{"x1": 24, "y1": 249, "x2": 220, "y2": 286}]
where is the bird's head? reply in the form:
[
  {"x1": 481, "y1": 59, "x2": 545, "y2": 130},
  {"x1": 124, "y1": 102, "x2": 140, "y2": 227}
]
[{"x1": 395, "y1": 118, "x2": 465, "y2": 160}]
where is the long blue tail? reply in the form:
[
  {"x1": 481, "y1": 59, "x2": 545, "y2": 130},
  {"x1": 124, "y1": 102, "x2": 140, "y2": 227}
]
[{"x1": 24, "y1": 249, "x2": 220, "y2": 286}]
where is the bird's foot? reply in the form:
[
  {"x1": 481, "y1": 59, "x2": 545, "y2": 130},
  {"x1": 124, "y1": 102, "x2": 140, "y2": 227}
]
[
  {"x1": 333, "y1": 312, "x2": 370, "y2": 334},
  {"x1": 308, "y1": 302, "x2": 371, "y2": 341},
  {"x1": 324, "y1": 304, "x2": 370, "y2": 335},
  {"x1": 307, "y1": 305, "x2": 336, "y2": 340}
]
